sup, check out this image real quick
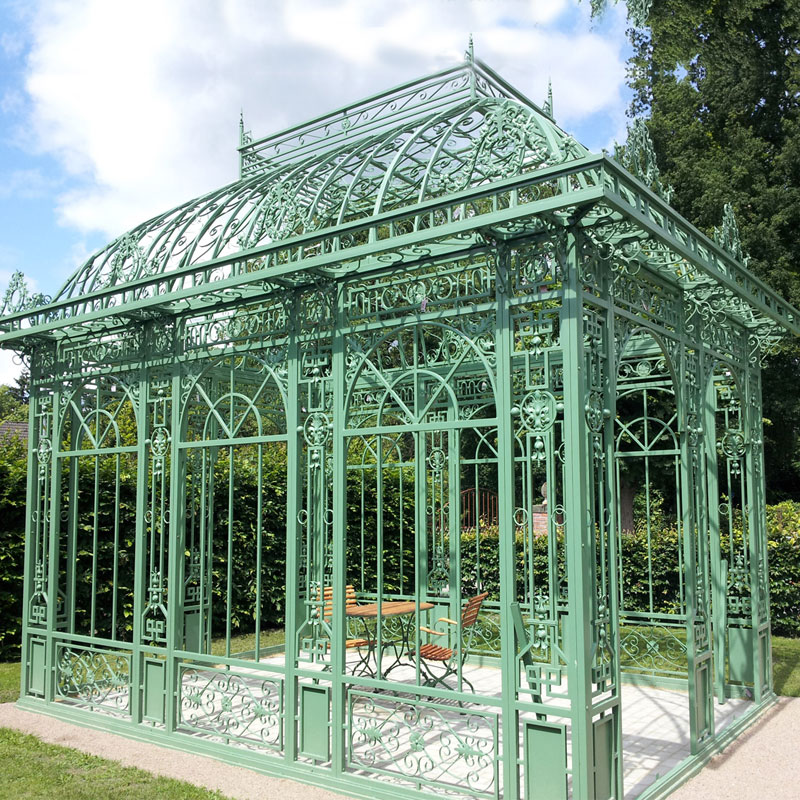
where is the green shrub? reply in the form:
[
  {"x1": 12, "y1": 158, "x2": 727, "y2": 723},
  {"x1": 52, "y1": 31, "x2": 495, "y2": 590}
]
[
  {"x1": 0, "y1": 432, "x2": 27, "y2": 660},
  {"x1": 2, "y1": 424, "x2": 800, "y2": 659},
  {"x1": 766, "y1": 502, "x2": 800, "y2": 637}
]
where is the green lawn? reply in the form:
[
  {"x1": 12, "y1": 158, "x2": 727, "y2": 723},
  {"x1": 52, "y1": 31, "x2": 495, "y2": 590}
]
[
  {"x1": 0, "y1": 727, "x2": 232, "y2": 799},
  {"x1": 0, "y1": 662, "x2": 19, "y2": 704},
  {"x1": 209, "y1": 628, "x2": 285, "y2": 657},
  {"x1": 771, "y1": 636, "x2": 800, "y2": 696}
]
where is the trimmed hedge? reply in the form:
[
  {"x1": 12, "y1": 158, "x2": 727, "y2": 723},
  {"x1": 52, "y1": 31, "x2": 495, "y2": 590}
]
[
  {"x1": 766, "y1": 502, "x2": 800, "y2": 637},
  {"x1": 459, "y1": 504, "x2": 800, "y2": 636},
  {"x1": 0, "y1": 432, "x2": 27, "y2": 660},
  {"x1": 1, "y1": 428, "x2": 799, "y2": 659}
]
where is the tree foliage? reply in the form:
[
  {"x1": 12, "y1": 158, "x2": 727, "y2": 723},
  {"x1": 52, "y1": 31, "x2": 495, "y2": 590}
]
[
  {"x1": 0, "y1": 430, "x2": 27, "y2": 660},
  {"x1": 623, "y1": 0, "x2": 800, "y2": 500}
]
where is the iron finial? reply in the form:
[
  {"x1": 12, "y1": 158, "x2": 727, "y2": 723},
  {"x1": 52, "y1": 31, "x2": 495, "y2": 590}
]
[
  {"x1": 543, "y1": 79, "x2": 553, "y2": 118},
  {"x1": 466, "y1": 35, "x2": 476, "y2": 99}
]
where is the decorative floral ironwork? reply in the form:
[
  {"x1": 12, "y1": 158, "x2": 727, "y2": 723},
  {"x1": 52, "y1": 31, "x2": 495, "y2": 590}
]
[
  {"x1": 104, "y1": 233, "x2": 157, "y2": 287},
  {"x1": 303, "y1": 412, "x2": 331, "y2": 447},
  {"x1": 238, "y1": 179, "x2": 305, "y2": 249},
  {"x1": 179, "y1": 667, "x2": 283, "y2": 751},
  {"x1": 426, "y1": 447, "x2": 446, "y2": 472},
  {"x1": 150, "y1": 426, "x2": 170, "y2": 458},
  {"x1": 619, "y1": 624, "x2": 687, "y2": 677},
  {"x1": 584, "y1": 391, "x2": 605, "y2": 432},
  {"x1": 348, "y1": 691, "x2": 499, "y2": 799},
  {"x1": 56, "y1": 644, "x2": 131, "y2": 715},
  {"x1": 719, "y1": 422, "x2": 742, "y2": 456},
  {"x1": 0, "y1": 271, "x2": 51, "y2": 316},
  {"x1": 519, "y1": 389, "x2": 557, "y2": 433}
]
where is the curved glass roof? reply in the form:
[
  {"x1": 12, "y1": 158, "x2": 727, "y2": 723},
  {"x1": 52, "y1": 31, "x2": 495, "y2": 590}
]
[{"x1": 56, "y1": 80, "x2": 587, "y2": 301}]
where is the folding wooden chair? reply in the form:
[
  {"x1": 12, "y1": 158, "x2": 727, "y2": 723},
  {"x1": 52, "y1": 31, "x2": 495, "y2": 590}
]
[{"x1": 415, "y1": 592, "x2": 489, "y2": 691}]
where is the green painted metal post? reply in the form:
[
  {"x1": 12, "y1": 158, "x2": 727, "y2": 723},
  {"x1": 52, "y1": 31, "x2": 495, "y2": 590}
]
[
  {"x1": 18, "y1": 391, "x2": 38, "y2": 699},
  {"x1": 745, "y1": 367, "x2": 768, "y2": 703},
  {"x1": 331, "y1": 281, "x2": 347, "y2": 777},
  {"x1": 705, "y1": 371, "x2": 726, "y2": 704},
  {"x1": 679, "y1": 347, "x2": 701, "y2": 755},
  {"x1": 165, "y1": 371, "x2": 183, "y2": 732},
  {"x1": 561, "y1": 230, "x2": 596, "y2": 800},
  {"x1": 131, "y1": 369, "x2": 149, "y2": 724},
  {"x1": 495, "y1": 245, "x2": 521, "y2": 800},
  {"x1": 284, "y1": 312, "x2": 301, "y2": 763},
  {"x1": 602, "y1": 276, "x2": 624, "y2": 800},
  {"x1": 44, "y1": 386, "x2": 62, "y2": 704}
]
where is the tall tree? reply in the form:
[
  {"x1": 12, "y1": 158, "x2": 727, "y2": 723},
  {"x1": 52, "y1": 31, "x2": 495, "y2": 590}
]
[{"x1": 623, "y1": 0, "x2": 800, "y2": 500}]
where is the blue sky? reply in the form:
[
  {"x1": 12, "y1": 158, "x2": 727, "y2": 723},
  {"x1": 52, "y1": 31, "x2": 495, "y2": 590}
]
[{"x1": 0, "y1": 0, "x2": 632, "y2": 383}]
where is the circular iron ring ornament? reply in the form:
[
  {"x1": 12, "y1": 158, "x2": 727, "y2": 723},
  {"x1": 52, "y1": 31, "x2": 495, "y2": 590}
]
[
  {"x1": 720, "y1": 429, "x2": 746, "y2": 459},
  {"x1": 426, "y1": 448, "x2": 446, "y2": 472},
  {"x1": 303, "y1": 412, "x2": 331, "y2": 447},
  {"x1": 37, "y1": 438, "x2": 52, "y2": 465},
  {"x1": 584, "y1": 391, "x2": 605, "y2": 432},
  {"x1": 150, "y1": 427, "x2": 170, "y2": 458},
  {"x1": 520, "y1": 389, "x2": 557, "y2": 433}
]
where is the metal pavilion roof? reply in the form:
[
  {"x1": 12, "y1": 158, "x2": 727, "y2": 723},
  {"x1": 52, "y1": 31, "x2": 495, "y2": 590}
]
[
  {"x1": 54, "y1": 60, "x2": 584, "y2": 301},
  {"x1": 0, "y1": 55, "x2": 798, "y2": 350}
]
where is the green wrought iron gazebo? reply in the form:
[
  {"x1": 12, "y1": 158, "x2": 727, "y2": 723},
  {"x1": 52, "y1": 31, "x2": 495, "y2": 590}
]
[{"x1": 3, "y1": 54, "x2": 798, "y2": 800}]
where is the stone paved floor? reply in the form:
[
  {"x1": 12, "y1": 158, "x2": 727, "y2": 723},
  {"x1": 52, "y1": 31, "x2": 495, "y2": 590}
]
[
  {"x1": 281, "y1": 653, "x2": 752, "y2": 798},
  {"x1": 619, "y1": 682, "x2": 749, "y2": 798},
  {"x1": 57, "y1": 650, "x2": 753, "y2": 799}
]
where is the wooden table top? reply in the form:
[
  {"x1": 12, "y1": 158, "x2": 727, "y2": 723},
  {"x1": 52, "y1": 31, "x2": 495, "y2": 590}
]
[{"x1": 346, "y1": 600, "x2": 434, "y2": 618}]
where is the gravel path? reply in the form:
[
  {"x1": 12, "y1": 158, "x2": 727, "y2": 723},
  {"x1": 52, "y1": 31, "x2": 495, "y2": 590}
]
[
  {"x1": 670, "y1": 696, "x2": 800, "y2": 799},
  {"x1": 2, "y1": 698, "x2": 799, "y2": 799}
]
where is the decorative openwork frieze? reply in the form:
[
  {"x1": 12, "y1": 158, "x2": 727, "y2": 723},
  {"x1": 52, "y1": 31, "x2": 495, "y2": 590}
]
[
  {"x1": 55, "y1": 643, "x2": 131, "y2": 715},
  {"x1": 619, "y1": 623, "x2": 688, "y2": 678},
  {"x1": 348, "y1": 691, "x2": 500, "y2": 799},
  {"x1": 346, "y1": 256, "x2": 495, "y2": 324},
  {"x1": 179, "y1": 666, "x2": 283, "y2": 751},
  {"x1": 184, "y1": 300, "x2": 289, "y2": 351}
]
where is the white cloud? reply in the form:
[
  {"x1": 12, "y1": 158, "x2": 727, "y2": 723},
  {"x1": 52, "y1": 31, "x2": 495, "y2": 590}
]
[
  {"x1": 21, "y1": 0, "x2": 628, "y2": 240},
  {"x1": 1, "y1": 88, "x2": 24, "y2": 115},
  {"x1": 0, "y1": 167, "x2": 58, "y2": 199},
  {"x1": 0, "y1": 349, "x2": 24, "y2": 387}
]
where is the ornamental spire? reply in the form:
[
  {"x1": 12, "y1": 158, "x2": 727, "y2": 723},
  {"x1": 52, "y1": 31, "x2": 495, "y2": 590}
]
[
  {"x1": 466, "y1": 34, "x2": 476, "y2": 99},
  {"x1": 614, "y1": 118, "x2": 673, "y2": 203},
  {"x1": 0, "y1": 271, "x2": 49, "y2": 317},
  {"x1": 543, "y1": 79, "x2": 553, "y2": 118},
  {"x1": 714, "y1": 203, "x2": 749, "y2": 265}
]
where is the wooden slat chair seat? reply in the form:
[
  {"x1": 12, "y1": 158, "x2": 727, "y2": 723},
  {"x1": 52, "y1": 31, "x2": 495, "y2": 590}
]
[
  {"x1": 417, "y1": 643, "x2": 453, "y2": 662},
  {"x1": 415, "y1": 592, "x2": 488, "y2": 692},
  {"x1": 319, "y1": 585, "x2": 370, "y2": 649}
]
